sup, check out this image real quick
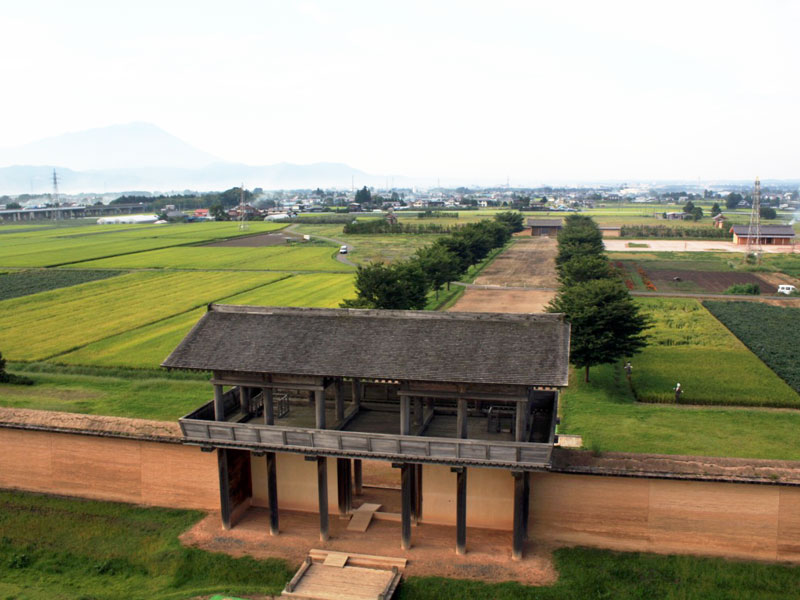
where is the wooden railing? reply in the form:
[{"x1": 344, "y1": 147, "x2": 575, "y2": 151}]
[{"x1": 179, "y1": 403, "x2": 553, "y2": 468}]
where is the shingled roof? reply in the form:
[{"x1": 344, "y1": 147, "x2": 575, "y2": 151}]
[
  {"x1": 162, "y1": 305, "x2": 570, "y2": 387},
  {"x1": 730, "y1": 225, "x2": 796, "y2": 237},
  {"x1": 527, "y1": 219, "x2": 564, "y2": 227}
]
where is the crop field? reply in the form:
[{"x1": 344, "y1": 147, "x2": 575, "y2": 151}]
[
  {"x1": 0, "y1": 271, "x2": 285, "y2": 361},
  {"x1": 57, "y1": 273, "x2": 355, "y2": 369},
  {"x1": 630, "y1": 298, "x2": 800, "y2": 407},
  {"x1": 704, "y1": 301, "x2": 800, "y2": 394},
  {"x1": 0, "y1": 269, "x2": 124, "y2": 301},
  {"x1": 614, "y1": 260, "x2": 776, "y2": 293},
  {"x1": 73, "y1": 244, "x2": 352, "y2": 271},
  {"x1": 0, "y1": 221, "x2": 287, "y2": 267}
]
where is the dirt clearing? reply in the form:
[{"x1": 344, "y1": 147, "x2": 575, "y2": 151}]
[
  {"x1": 473, "y1": 237, "x2": 557, "y2": 287},
  {"x1": 450, "y1": 289, "x2": 556, "y2": 313}
]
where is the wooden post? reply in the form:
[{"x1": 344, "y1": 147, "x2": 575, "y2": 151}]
[
  {"x1": 213, "y1": 384, "x2": 225, "y2": 421},
  {"x1": 401, "y1": 463, "x2": 412, "y2": 550},
  {"x1": 457, "y1": 398, "x2": 468, "y2": 439},
  {"x1": 452, "y1": 467, "x2": 467, "y2": 555},
  {"x1": 352, "y1": 378, "x2": 362, "y2": 408},
  {"x1": 263, "y1": 387, "x2": 274, "y2": 425},
  {"x1": 512, "y1": 471, "x2": 525, "y2": 560},
  {"x1": 337, "y1": 458, "x2": 352, "y2": 515},
  {"x1": 315, "y1": 389, "x2": 326, "y2": 429},
  {"x1": 353, "y1": 459, "x2": 363, "y2": 496},
  {"x1": 335, "y1": 380, "x2": 344, "y2": 423},
  {"x1": 239, "y1": 386, "x2": 249, "y2": 415},
  {"x1": 400, "y1": 396, "x2": 410, "y2": 435},
  {"x1": 515, "y1": 401, "x2": 526, "y2": 442},
  {"x1": 308, "y1": 390, "x2": 315, "y2": 406},
  {"x1": 266, "y1": 452, "x2": 279, "y2": 535},
  {"x1": 413, "y1": 398, "x2": 423, "y2": 428},
  {"x1": 317, "y1": 456, "x2": 329, "y2": 542},
  {"x1": 413, "y1": 464, "x2": 423, "y2": 522},
  {"x1": 217, "y1": 449, "x2": 232, "y2": 530}
]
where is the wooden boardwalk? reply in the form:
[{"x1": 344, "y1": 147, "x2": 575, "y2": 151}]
[{"x1": 282, "y1": 550, "x2": 405, "y2": 600}]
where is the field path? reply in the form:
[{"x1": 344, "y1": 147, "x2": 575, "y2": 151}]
[{"x1": 285, "y1": 224, "x2": 357, "y2": 267}]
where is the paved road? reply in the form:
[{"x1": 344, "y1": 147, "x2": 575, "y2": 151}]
[{"x1": 285, "y1": 224, "x2": 357, "y2": 267}]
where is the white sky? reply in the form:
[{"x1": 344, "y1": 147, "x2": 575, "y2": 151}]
[{"x1": 2, "y1": 1, "x2": 799, "y2": 184}]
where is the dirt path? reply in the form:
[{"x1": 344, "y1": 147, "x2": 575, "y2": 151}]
[
  {"x1": 451, "y1": 289, "x2": 556, "y2": 313},
  {"x1": 285, "y1": 224, "x2": 357, "y2": 267}
]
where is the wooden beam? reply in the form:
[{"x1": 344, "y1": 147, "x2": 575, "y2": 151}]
[
  {"x1": 266, "y1": 451, "x2": 279, "y2": 535},
  {"x1": 398, "y1": 389, "x2": 528, "y2": 403},
  {"x1": 315, "y1": 390, "x2": 326, "y2": 429},
  {"x1": 457, "y1": 398, "x2": 468, "y2": 439},
  {"x1": 211, "y1": 378, "x2": 324, "y2": 392},
  {"x1": 218, "y1": 448, "x2": 232, "y2": 530},
  {"x1": 452, "y1": 467, "x2": 467, "y2": 555},
  {"x1": 263, "y1": 387, "x2": 274, "y2": 426},
  {"x1": 400, "y1": 463, "x2": 412, "y2": 550},
  {"x1": 512, "y1": 471, "x2": 525, "y2": 560},
  {"x1": 317, "y1": 456, "x2": 329, "y2": 542},
  {"x1": 213, "y1": 385, "x2": 225, "y2": 421}
]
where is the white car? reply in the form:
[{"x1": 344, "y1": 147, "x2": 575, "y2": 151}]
[
  {"x1": 339, "y1": 245, "x2": 348, "y2": 254},
  {"x1": 777, "y1": 284, "x2": 797, "y2": 295}
]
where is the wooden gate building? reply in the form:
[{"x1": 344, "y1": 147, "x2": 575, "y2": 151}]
[{"x1": 163, "y1": 305, "x2": 570, "y2": 559}]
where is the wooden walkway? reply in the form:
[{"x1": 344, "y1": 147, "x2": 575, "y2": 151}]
[{"x1": 282, "y1": 550, "x2": 405, "y2": 600}]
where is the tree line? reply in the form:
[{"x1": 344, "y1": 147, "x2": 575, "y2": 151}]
[
  {"x1": 547, "y1": 215, "x2": 650, "y2": 382},
  {"x1": 343, "y1": 220, "x2": 462, "y2": 235},
  {"x1": 340, "y1": 213, "x2": 523, "y2": 309}
]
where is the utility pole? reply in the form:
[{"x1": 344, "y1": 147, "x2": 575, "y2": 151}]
[
  {"x1": 52, "y1": 169, "x2": 60, "y2": 220},
  {"x1": 746, "y1": 177, "x2": 761, "y2": 260}
]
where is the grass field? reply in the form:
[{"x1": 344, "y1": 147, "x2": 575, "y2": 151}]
[
  {"x1": 74, "y1": 244, "x2": 352, "y2": 271},
  {"x1": 0, "y1": 221, "x2": 287, "y2": 268},
  {"x1": 631, "y1": 298, "x2": 800, "y2": 407},
  {"x1": 0, "y1": 271, "x2": 286, "y2": 361},
  {"x1": 56, "y1": 273, "x2": 355, "y2": 369},
  {"x1": 559, "y1": 362, "x2": 800, "y2": 460},
  {"x1": 0, "y1": 490, "x2": 293, "y2": 600}
]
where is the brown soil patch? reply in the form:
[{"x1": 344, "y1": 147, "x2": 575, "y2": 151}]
[
  {"x1": 450, "y1": 289, "x2": 556, "y2": 313},
  {"x1": 647, "y1": 270, "x2": 777, "y2": 293},
  {"x1": 205, "y1": 231, "x2": 301, "y2": 247},
  {"x1": 474, "y1": 238, "x2": 558, "y2": 287},
  {"x1": 180, "y1": 507, "x2": 557, "y2": 586}
]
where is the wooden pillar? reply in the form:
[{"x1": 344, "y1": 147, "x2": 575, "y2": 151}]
[
  {"x1": 457, "y1": 398, "x2": 468, "y2": 439},
  {"x1": 413, "y1": 464, "x2": 423, "y2": 522},
  {"x1": 352, "y1": 378, "x2": 362, "y2": 408},
  {"x1": 266, "y1": 452, "x2": 279, "y2": 535},
  {"x1": 315, "y1": 389, "x2": 326, "y2": 429},
  {"x1": 413, "y1": 398, "x2": 423, "y2": 428},
  {"x1": 239, "y1": 386, "x2": 249, "y2": 415},
  {"x1": 317, "y1": 456, "x2": 329, "y2": 542},
  {"x1": 337, "y1": 458, "x2": 352, "y2": 515},
  {"x1": 401, "y1": 463, "x2": 412, "y2": 550},
  {"x1": 353, "y1": 459, "x2": 363, "y2": 496},
  {"x1": 308, "y1": 390, "x2": 315, "y2": 406},
  {"x1": 263, "y1": 387, "x2": 274, "y2": 425},
  {"x1": 400, "y1": 396, "x2": 410, "y2": 435},
  {"x1": 452, "y1": 467, "x2": 467, "y2": 555},
  {"x1": 515, "y1": 401, "x2": 526, "y2": 442},
  {"x1": 213, "y1": 384, "x2": 225, "y2": 421},
  {"x1": 217, "y1": 449, "x2": 232, "y2": 530},
  {"x1": 512, "y1": 471, "x2": 525, "y2": 560},
  {"x1": 335, "y1": 380, "x2": 344, "y2": 422}
]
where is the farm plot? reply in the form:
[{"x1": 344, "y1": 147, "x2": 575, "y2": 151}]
[
  {"x1": 0, "y1": 269, "x2": 124, "y2": 301},
  {"x1": 704, "y1": 301, "x2": 800, "y2": 394},
  {"x1": 73, "y1": 245, "x2": 351, "y2": 271},
  {"x1": 0, "y1": 271, "x2": 284, "y2": 361},
  {"x1": 0, "y1": 222, "x2": 287, "y2": 268},
  {"x1": 57, "y1": 273, "x2": 355, "y2": 368},
  {"x1": 630, "y1": 298, "x2": 800, "y2": 407}
]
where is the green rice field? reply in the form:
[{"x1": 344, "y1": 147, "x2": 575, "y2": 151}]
[
  {"x1": 630, "y1": 298, "x2": 800, "y2": 407},
  {"x1": 74, "y1": 244, "x2": 351, "y2": 271}
]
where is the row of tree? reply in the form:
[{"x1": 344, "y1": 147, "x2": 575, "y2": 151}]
[
  {"x1": 547, "y1": 215, "x2": 650, "y2": 382},
  {"x1": 340, "y1": 214, "x2": 521, "y2": 309}
]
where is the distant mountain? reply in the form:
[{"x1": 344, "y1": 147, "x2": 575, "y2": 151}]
[{"x1": 0, "y1": 122, "x2": 222, "y2": 170}]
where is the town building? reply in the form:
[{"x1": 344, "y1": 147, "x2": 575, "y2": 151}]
[
  {"x1": 527, "y1": 218, "x2": 563, "y2": 237},
  {"x1": 729, "y1": 225, "x2": 796, "y2": 246}
]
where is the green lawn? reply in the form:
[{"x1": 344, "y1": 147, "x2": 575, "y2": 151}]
[
  {"x1": 0, "y1": 271, "x2": 285, "y2": 361},
  {"x1": 56, "y1": 273, "x2": 355, "y2": 369},
  {"x1": 74, "y1": 244, "x2": 352, "y2": 271},
  {"x1": 632, "y1": 298, "x2": 800, "y2": 408},
  {"x1": 0, "y1": 490, "x2": 293, "y2": 600},
  {"x1": 559, "y1": 362, "x2": 800, "y2": 460}
]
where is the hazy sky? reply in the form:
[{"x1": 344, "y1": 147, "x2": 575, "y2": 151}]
[{"x1": 2, "y1": 1, "x2": 799, "y2": 184}]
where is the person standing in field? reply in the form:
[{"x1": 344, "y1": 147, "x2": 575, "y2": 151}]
[
  {"x1": 624, "y1": 361, "x2": 632, "y2": 380},
  {"x1": 674, "y1": 383, "x2": 682, "y2": 402}
]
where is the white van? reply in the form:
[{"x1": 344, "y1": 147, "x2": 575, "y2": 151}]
[
  {"x1": 777, "y1": 284, "x2": 797, "y2": 295},
  {"x1": 339, "y1": 245, "x2": 348, "y2": 254}
]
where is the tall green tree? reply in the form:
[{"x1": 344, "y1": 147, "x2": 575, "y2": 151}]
[
  {"x1": 557, "y1": 254, "x2": 614, "y2": 288},
  {"x1": 414, "y1": 245, "x2": 463, "y2": 297},
  {"x1": 341, "y1": 261, "x2": 428, "y2": 310},
  {"x1": 355, "y1": 186, "x2": 372, "y2": 206},
  {"x1": 726, "y1": 193, "x2": 743, "y2": 210},
  {"x1": 711, "y1": 202, "x2": 721, "y2": 217},
  {"x1": 494, "y1": 211, "x2": 525, "y2": 233},
  {"x1": 547, "y1": 279, "x2": 650, "y2": 382},
  {"x1": 555, "y1": 215, "x2": 605, "y2": 271}
]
